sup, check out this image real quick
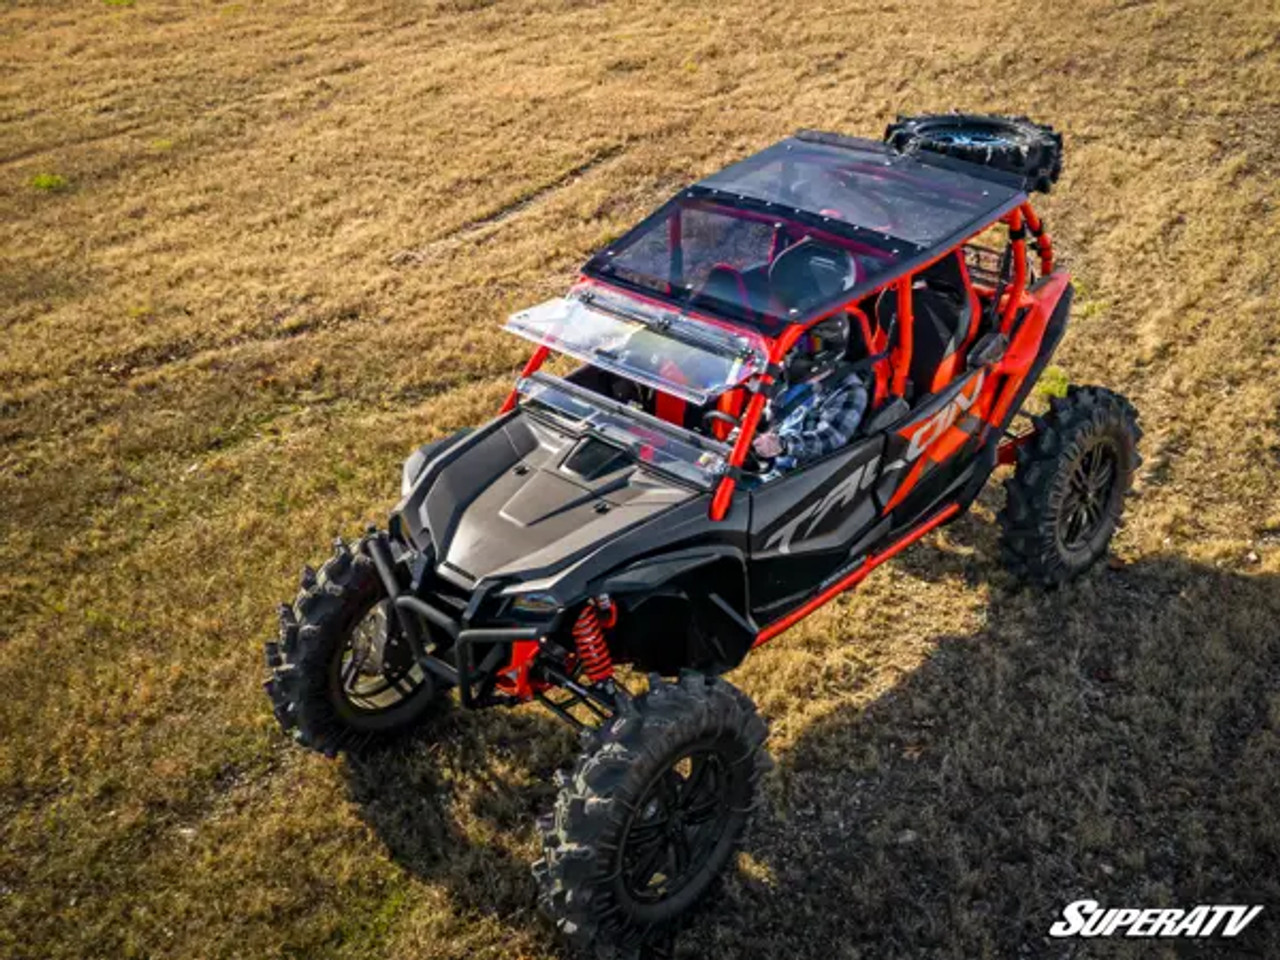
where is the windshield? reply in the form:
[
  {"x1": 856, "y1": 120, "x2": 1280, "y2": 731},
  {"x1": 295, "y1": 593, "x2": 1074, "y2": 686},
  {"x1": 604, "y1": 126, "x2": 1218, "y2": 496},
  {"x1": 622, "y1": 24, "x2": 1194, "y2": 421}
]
[
  {"x1": 516, "y1": 373, "x2": 729, "y2": 489},
  {"x1": 504, "y1": 291, "x2": 765, "y2": 406}
]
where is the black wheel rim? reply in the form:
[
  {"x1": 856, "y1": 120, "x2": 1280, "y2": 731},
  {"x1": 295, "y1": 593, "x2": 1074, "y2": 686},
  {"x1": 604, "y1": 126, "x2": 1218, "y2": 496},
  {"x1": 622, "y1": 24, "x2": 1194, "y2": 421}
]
[
  {"x1": 335, "y1": 600, "x2": 428, "y2": 713},
  {"x1": 1057, "y1": 436, "x2": 1120, "y2": 551},
  {"x1": 619, "y1": 748, "x2": 732, "y2": 905}
]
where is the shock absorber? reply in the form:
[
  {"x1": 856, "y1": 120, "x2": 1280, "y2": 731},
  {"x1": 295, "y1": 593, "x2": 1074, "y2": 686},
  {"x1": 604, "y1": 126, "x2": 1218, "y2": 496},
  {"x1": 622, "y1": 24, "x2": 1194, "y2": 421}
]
[{"x1": 571, "y1": 598, "x2": 615, "y2": 684}]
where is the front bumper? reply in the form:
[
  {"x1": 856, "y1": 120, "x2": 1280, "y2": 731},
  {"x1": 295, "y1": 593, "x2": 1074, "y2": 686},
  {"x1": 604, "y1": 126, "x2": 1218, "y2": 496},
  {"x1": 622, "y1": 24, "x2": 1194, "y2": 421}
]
[{"x1": 366, "y1": 533, "x2": 564, "y2": 707}]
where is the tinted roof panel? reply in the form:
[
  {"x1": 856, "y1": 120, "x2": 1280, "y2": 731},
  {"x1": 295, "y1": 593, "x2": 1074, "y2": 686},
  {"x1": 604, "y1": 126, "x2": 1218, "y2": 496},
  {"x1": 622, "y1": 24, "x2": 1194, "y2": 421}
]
[
  {"x1": 589, "y1": 197, "x2": 899, "y2": 330},
  {"x1": 698, "y1": 135, "x2": 1023, "y2": 247},
  {"x1": 582, "y1": 134, "x2": 1026, "y2": 332}
]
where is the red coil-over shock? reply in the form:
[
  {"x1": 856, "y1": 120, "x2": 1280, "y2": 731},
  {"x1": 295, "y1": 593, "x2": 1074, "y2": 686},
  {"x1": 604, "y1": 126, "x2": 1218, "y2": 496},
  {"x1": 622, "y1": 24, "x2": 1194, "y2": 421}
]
[{"x1": 572, "y1": 597, "x2": 616, "y2": 684}]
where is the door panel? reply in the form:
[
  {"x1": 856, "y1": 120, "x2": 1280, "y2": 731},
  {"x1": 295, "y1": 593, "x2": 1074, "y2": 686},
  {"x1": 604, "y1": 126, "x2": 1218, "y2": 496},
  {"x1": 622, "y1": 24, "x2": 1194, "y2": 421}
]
[
  {"x1": 747, "y1": 436, "x2": 883, "y2": 617},
  {"x1": 875, "y1": 366, "x2": 989, "y2": 516}
]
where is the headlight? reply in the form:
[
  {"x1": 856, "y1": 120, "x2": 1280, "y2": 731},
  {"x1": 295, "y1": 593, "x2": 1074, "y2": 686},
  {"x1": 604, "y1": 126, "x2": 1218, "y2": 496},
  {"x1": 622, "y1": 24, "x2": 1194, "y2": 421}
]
[{"x1": 508, "y1": 592, "x2": 561, "y2": 616}]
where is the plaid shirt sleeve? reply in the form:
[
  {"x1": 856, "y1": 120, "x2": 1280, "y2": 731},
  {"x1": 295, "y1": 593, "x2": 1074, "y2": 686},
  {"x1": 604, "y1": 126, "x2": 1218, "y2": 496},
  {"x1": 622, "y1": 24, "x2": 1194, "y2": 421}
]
[{"x1": 778, "y1": 371, "x2": 869, "y2": 463}]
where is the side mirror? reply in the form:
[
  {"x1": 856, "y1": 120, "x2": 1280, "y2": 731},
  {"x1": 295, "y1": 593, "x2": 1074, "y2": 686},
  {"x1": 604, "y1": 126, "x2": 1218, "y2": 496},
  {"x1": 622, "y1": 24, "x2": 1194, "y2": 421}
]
[{"x1": 968, "y1": 331, "x2": 1008, "y2": 370}]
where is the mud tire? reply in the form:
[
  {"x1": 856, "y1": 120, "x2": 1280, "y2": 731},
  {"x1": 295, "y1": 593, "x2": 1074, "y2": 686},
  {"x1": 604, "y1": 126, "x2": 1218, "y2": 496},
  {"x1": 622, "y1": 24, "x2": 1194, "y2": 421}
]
[
  {"x1": 999, "y1": 386, "x2": 1141, "y2": 585},
  {"x1": 264, "y1": 541, "x2": 442, "y2": 755},
  {"x1": 885, "y1": 112, "x2": 1063, "y2": 193},
  {"x1": 533, "y1": 673, "x2": 770, "y2": 955}
]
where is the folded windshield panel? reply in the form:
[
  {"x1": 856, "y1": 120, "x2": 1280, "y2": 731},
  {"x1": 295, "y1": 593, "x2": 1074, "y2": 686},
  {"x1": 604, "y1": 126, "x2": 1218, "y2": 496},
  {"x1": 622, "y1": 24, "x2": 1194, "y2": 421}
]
[{"x1": 504, "y1": 295, "x2": 764, "y2": 406}]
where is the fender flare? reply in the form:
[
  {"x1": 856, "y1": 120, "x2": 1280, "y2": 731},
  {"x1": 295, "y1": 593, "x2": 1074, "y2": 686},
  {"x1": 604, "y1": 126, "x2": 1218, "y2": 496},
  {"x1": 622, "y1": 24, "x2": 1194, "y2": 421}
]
[{"x1": 594, "y1": 547, "x2": 756, "y2": 673}]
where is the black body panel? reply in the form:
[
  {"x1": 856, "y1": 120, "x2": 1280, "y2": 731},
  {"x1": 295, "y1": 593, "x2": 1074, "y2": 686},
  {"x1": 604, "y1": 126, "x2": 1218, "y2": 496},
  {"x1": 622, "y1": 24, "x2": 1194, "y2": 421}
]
[
  {"x1": 391, "y1": 407, "x2": 752, "y2": 670},
  {"x1": 746, "y1": 436, "x2": 883, "y2": 619},
  {"x1": 397, "y1": 412, "x2": 696, "y2": 586},
  {"x1": 599, "y1": 546, "x2": 753, "y2": 675},
  {"x1": 875, "y1": 366, "x2": 987, "y2": 518}
]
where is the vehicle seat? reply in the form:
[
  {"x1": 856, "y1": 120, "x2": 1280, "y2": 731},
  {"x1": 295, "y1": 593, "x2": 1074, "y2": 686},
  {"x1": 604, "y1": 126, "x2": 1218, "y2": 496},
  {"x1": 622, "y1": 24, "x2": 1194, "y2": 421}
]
[
  {"x1": 692, "y1": 263, "x2": 755, "y2": 322},
  {"x1": 768, "y1": 238, "x2": 858, "y2": 314},
  {"x1": 875, "y1": 251, "x2": 979, "y2": 397}
]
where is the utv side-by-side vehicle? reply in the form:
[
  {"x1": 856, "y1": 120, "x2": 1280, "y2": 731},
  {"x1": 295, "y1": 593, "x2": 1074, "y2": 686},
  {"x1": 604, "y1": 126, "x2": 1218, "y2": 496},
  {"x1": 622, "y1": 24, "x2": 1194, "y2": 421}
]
[{"x1": 264, "y1": 114, "x2": 1140, "y2": 954}]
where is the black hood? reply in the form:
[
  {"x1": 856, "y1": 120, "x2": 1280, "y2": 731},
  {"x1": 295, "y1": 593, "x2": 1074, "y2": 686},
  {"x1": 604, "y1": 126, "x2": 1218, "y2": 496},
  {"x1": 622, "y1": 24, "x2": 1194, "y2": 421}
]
[{"x1": 397, "y1": 413, "x2": 695, "y2": 584}]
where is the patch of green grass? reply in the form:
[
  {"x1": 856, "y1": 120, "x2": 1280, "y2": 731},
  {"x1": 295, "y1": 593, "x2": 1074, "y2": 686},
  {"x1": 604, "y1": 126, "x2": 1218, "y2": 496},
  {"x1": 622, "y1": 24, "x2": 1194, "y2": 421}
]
[
  {"x1": 331, "y1": 882, "x2": 412, "y2": 959},
  {"x1": 1035, "y1": 364, "x2": 1070, "y2": 399},
  {"x1": 104, "y1": 0, "x2": 136, "y2": 7},
  {"x1": 29, "y1": 172, "x2": 69, "y2": 192},
  {"x1": 1076, "y1": 298, "x2": 1108, "y2": 321},
  {"x1": 150, "y1": 138, "x2": 175, "y2": 152}
]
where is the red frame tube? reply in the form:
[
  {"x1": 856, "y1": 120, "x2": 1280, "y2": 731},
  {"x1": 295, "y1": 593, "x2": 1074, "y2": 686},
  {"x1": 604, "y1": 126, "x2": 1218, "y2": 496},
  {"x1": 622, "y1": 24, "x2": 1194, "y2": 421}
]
[
  {"x1": 753, "y1": 503, "x2": 960, "y2": 646},
  {"x1": 1020, "y1": 202, "x2": 1053, "y2": 274},
  {"x1": 890, "y1": 276, "x2": 914, "y2": 397},
  {"x1": 499, "y1": 344, "x2": 551, "y2": 414},
  {"x1": 709, "y1": 323, "x2": 807, "y2": 520},
  {"x1": 1001, "y1": 208, "x2": 1028, "y2": 332}
]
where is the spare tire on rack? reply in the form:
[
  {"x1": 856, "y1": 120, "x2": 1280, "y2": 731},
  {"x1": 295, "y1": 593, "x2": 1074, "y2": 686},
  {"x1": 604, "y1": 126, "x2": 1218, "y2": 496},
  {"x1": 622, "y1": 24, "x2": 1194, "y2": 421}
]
[{"x1": 884, "y1": 113, "x2": 1063, "y2": 193}]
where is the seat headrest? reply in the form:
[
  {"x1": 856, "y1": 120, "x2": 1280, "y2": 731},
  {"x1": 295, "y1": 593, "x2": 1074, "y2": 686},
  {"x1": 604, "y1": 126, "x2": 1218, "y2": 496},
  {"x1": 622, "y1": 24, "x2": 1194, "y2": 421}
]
[
  {"x1": 693, "y1": 264, "x2": 752, "y2": 319},
  {"x1": 918, "y1": 250, "x2": 967, "y2": 302},
  {"x1": 769, "y1": 238, "x2": 857, "y2": 312}
]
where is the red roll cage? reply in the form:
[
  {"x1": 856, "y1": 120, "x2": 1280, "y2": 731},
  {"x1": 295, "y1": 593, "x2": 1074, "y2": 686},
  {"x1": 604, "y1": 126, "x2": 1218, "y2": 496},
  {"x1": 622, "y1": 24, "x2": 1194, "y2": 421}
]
[{"x1": 501, "y1": 200, "x2": 1054, "y2": 521}]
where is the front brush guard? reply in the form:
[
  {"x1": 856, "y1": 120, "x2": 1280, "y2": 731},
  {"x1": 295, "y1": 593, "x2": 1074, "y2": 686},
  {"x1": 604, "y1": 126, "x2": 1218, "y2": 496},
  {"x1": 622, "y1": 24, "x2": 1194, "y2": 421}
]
[{"x1": 360, "y1": 531, "x2": 545, "y2": 709}]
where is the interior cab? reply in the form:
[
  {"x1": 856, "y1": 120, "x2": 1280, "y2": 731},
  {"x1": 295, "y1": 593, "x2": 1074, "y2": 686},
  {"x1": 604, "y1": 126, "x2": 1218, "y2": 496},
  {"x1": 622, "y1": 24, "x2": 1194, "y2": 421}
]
[{"x1": 547, "y1": 237, "x2": 1002, "y2": 490}]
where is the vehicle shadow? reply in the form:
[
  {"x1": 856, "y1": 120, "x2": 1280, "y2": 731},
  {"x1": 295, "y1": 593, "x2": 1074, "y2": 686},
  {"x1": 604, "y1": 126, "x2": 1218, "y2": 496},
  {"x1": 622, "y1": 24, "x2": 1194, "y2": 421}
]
[
  {"x1": 341, "y1": 703, "x2": 577, "y2": 939},
  {"x1": 681, "y1": 546, "x2": 1280, "y2": 959},
  {"x1": 339, "y1": 502, "x2": 1278, "y2": 959}
]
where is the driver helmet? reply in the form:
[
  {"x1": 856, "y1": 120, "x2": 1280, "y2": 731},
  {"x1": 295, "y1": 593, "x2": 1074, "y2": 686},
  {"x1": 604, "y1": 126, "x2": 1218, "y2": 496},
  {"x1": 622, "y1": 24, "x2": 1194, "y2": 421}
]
[{"x1": 787, "y1": 314, "x2": 850, "y2": 383}]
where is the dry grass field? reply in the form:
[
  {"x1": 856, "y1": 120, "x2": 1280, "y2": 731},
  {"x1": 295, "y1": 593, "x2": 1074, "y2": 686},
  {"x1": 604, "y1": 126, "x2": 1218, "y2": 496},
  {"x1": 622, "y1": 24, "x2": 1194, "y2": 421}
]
[{"x1": 3, "y1": 0, "x2": 1280, "y2": 957}]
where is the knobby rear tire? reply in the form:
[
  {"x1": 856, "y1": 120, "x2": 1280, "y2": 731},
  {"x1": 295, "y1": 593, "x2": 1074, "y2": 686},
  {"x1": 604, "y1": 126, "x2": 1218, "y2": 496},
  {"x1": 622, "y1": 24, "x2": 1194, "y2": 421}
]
[
  {"x1": 998, "y1": 386, "x2": 1141, "y2": 585},
  {"x1": 885, "y1": 113, "x2": 1063, "y2": 193}
]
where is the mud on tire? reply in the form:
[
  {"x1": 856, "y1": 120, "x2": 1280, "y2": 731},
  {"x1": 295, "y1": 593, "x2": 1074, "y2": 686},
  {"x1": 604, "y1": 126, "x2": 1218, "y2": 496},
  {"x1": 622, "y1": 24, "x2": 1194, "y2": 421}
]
[
  {"x1": 999, "y1": 386, "x2": 1141, "y2": 585},
  {"x1": 264, "y1": 540, "x2": 442, "y2": 756},
  {"x1": 533, "y1": 672, "x2": 770, "y2": 955},
  {"x1": 885, "y1": 113, "x2": 1063, "y2": 193}
]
